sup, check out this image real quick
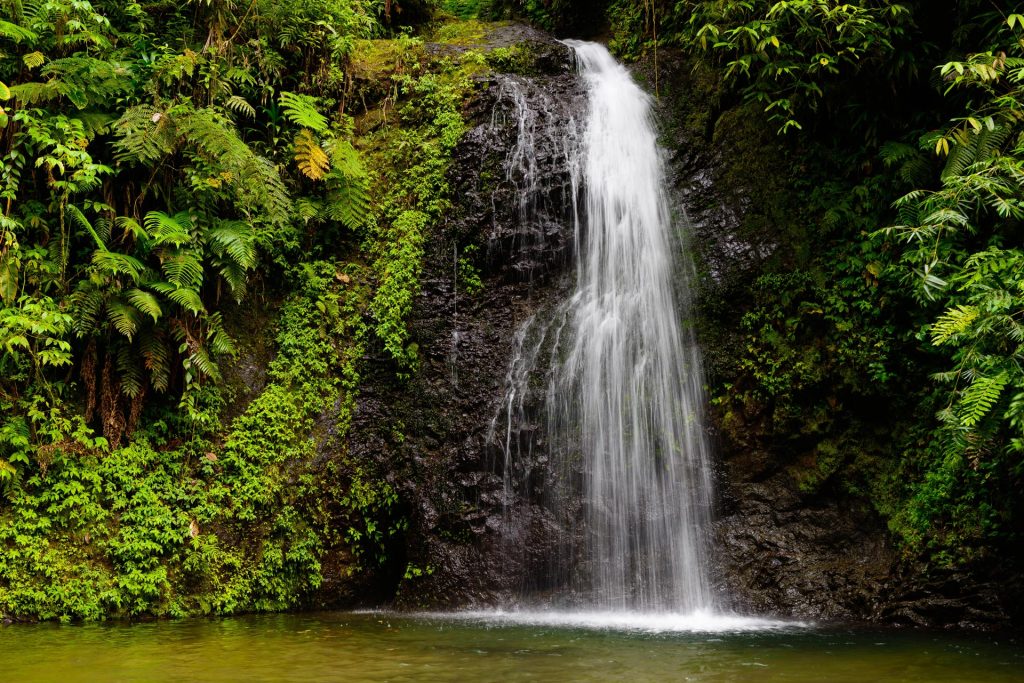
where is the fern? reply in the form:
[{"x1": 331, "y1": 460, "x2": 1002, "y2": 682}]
[
  {"x1": 139, "y1": 330, "x2": 172, "y2": 393},
  {"x1": 941, "y1": 124, "x2": 1010, "y2": 181},
  {"x1": 294, "y1": 129, "x2": 330, "y2": 181},
  {"x1": 959, "y1": 372, "x2": 1009, "y2": 428},
  {"x1": 126, "y1": 288, "x2": 162, "y2": 322},
  {"x1": 151, "y1": 282, "x2": 205, "y2": 314},
  {"x1": 157, "y1": 252, "x2": 204, "y2": 290},
  {"x1": 0, "y1": 19, "x2": 37, "y2": 43},
  {"x1": 325, "y1": 140, "x2": 371, "y2": 230},
  {"x1": 145, "y1": 211, "x2": 193, "y2": 247},
  {"x1": 931, "y1": 305, "x2": 979, "y2": 346},
  {"x1": 22, "y1": 51, "x2": 44, "y2": 68},
  {"x1": 92, "y1": 251, "x2": 145, "y2": 283},
  {"x1": 225, "y1": 95, "x2": 256, "y2": 119},
  {"x1": 279, "y1": 91, "x2": 329, "y2": 133},
  {"x1": 107, "y1": 301, "x2": 142, "y2": 340},
  {"x1": 114, "y1": 105, "x2": 174, "y2": 164},
  {"x1": 115, "y1": 342, "x2": 145, "y2": 398},
  {"x1": 178, "y1": 108, "x2": 291, "y2": 224}
]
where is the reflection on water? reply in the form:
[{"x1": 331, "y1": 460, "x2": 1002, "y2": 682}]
[{"x1": 2, "y1": 611, "x2": 1021, "y2": 682}]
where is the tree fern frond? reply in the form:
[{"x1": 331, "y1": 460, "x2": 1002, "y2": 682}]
[
  {"x1": 225, "y1": 95, "x2": 256, "y2": 119},
  {"x1": 959, "y1": 372, "x2": 1008, "y2": 428},
  {"x1": 326, "y1": 177, "x2": 371, "y2": 230},
  {"x1": 178, "y1": 108, "x2": 291, "y2": 224},
  {"x1": 279, "y1": 91, "x2": 328, "y2": 132},
  {"x1": 139, "y1": 330, "x2": 172, "y2": 393},
  {"x1": 66, "y1": 205, "x2": 106, "y2": 250},
  {"x1": 144, "y1": 210, "x2": 193, "y2": 246},
  {"x1": 217, "y1": 261, "x2": 247, "y2": 300},
  {"x1": 115, "y1": 343, "x2": 145, "y2": 398},
  {"x1": 92, "y1": 250, "x2": 145, "y2": 282},
  {"x1": 151, "y1": 282, "x2": 205, "y2": 314},
  {"x1": 114, "y1": 105, "x2": 175, "y2": 163},
  {"x1": 205, "y1": 312, "x2": 236, "y2": 357},
  {"x1": 108, "y1": 300, "x2": 142, "y2": 340},
  {"x1": 126, "y1": 288, "x2": 162, "y2": 322},
  {"x1": 158, "y1": 250, "x2": 204, "y2": 289},
  {"x1": 931, "y1": 305, "x2": 979, "y2": 345},
  {"x1": 0, "y1": 19, "x2": 37, "y2": 43},
  {"x1": 70, "y1": 286, "x2": 105, "y2": 335},
  {"x1": 208, "y1": 220, "x2": 256, "y2": 270},
  {"x1": 294, "y1": 129, "x2": 330, "y2": 181}
]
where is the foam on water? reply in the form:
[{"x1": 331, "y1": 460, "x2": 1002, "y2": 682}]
[{"x1": 410, "y1": 610, "x2": 810, "y2": 634}]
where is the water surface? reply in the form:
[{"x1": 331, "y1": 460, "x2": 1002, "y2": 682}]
[{"x1": 3, "y1": 611, "x2": 1020, "y2": 682}]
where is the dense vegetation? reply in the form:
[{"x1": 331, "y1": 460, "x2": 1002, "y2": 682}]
[
  {"x1": 1, "y1": 0, "x2": 1021, "y2": 621},
  {"x1": 599, "y1": 0, "x2": 1023, "y2": 569},
  {"x1": 0, "y1": 0, "x2": 485, "y2": 619}
]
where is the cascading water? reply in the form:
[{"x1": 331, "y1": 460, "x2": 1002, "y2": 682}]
[{"x1": 492, "y1": 41, "x2": 715, "y2": 613}]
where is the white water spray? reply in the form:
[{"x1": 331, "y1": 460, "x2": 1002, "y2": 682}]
[{"x1": 492, "y1": 42, "x2": 716, "y2": 613}]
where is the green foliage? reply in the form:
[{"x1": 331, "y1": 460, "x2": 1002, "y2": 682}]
[
  {"x1": 0, "y1": 0, "x2": 486, "y2": 622},
  {"x1": 875, "y1": 18, "x2": 1024, "y2": 563},
  {"x1": 642, "y1": 0, "x2": 914, "y2": 133}
]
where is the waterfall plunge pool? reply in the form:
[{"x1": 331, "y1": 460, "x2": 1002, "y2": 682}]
[{"x1": 4, "y1": 610, "x2": 1021, "y2": 682}]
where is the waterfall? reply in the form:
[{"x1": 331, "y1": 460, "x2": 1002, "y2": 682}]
[{"x1": 492, "y1": 41, "x2": 715, "y2": 613}]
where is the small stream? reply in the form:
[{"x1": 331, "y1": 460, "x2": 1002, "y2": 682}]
[{"x1": 3, "y1": 611, "x2": 1020, "y2": 682}]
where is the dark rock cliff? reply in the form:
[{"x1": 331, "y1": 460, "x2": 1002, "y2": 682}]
[
  {"x1": 342, "y1": 26, "x2": 1019, "y2": 630},
  {"x1": 345, "y1": 25, "x2": 584, "y2": 607}
]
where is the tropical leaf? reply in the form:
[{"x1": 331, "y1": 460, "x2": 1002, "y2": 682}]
[
  {"x1": 92, "y1": 251, "x2": 146, "y2": 283},
  {"x1": 126, "y1": 288, "x2": 162, "y2": 322},
  {"x1": 959, "y1": 373, "x2": 1009, "y2": 428},
  {"x1": 107, "y1": 301, "x2": 142, "y2": 340},
  {"x1": 145, "y1": 211, "x2": 193, "y2": 246},
  {"x1": 225, "y1": 95, "x2": 257, "y2": 119},
  {"x1": 931, "y1": 305, "x2": 979, "y2": 346},
  {"x1": 279, "y1": 91, "x2": 329, "y2": 132},
  {"x1": 159, "y1": 251, "x2": 204, "y2": 289},
  {"x1": 294, "y1": 129, "x2": 330, "y2": 181}
]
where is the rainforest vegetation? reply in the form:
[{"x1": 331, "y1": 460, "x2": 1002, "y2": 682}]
[{"x1": 0, "y1": 0, "x2": 1021, "y2": 621}]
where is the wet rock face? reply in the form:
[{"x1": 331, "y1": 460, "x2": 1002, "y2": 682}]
[
  {"x1": 345, "y1": 28, "x2": 584, "y2": 607},
  {"x1": 644, "y1": 50, "x2": 1019, "y2": 630},
  {"x1": 344, "y1": 32, "x2": 1018, "y2": 628}
]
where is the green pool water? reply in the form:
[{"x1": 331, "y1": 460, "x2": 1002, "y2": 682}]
[{"x1": 2, "y1": 610, "x2": 1020, "y2": 682}]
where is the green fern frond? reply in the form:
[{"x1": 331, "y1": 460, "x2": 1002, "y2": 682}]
[
  {"x1": 178, "y1": 108, "x2": 292, "y2": 224},
  {"x1": 158, "y1": 250, "x2": 204, "y2": 289},
  {"x1": 942, "y1": 124, "x2": 1011, "y2": 181},
  {"x1": 126, "y1": 288, "x2": 162, "y2": 322},
  {"x1": 66, "y1": 204, "x2": 107, "y2": 250},
  {"x1": 279, "y1": 91, "x2": 328, "y2": 132},
  {"x1": 151, "y1": 282, "x2": 205, "y2": 314},
  {"x1": 92, "y1": 251, "x2": 145, "y2": 283},
  {"x1": 107, "y1": 301, "x2": 142, "y2": 340},
  {"x1": 70, "y1": 286, "x2": 105, "y2": 335},
  {"x1": 115, "y1": 343, "x2": 145, "y2": 398},
  {"x1": 324, "y1": 139, "x2": 370, "y2": 230},
  {"x1": 145, "y1": 210, "x2": 193, "y2": 246},
  {"x1": 189, "y1": 346, "x2": 221, "y2": 382},
  {"x1": 0, "y1": 19, "x2": 37, "y2": 43},
  {"x1": 115, "y1": 216, "x2": 151, "y2": 251},
  {"x1": 225, "y1": 95, "x2": 256, "y2": 119},
  {"x1": 217, "y1": 261, "x2": 248, "y2": 300},
  {"x1": 205, "y1": 312, "x2": 236, "y2": 357},
  {"x1": 327, "y1": 179, "x2": 371, "y2": 230},
  {"x1": 931, "y1": 305, "x2": 979, "y2": 346},
  {"x1": 958, "y1": 372, "x2": 1008, "y2": 428},
  {"x1": 139, "y1": 330, "x2": 172, "y2": 393},
  {"x1": 207, "y1": 220, "x2": 256, "y2": 270}
]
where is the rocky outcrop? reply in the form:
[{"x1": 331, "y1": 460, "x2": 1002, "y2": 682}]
[
  {"x1": 344, "y1": 25, "x2": 584, "y2": 607},
  {"x1": 342, "y1": 28, "x2": 1020, "y2": 630}
]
